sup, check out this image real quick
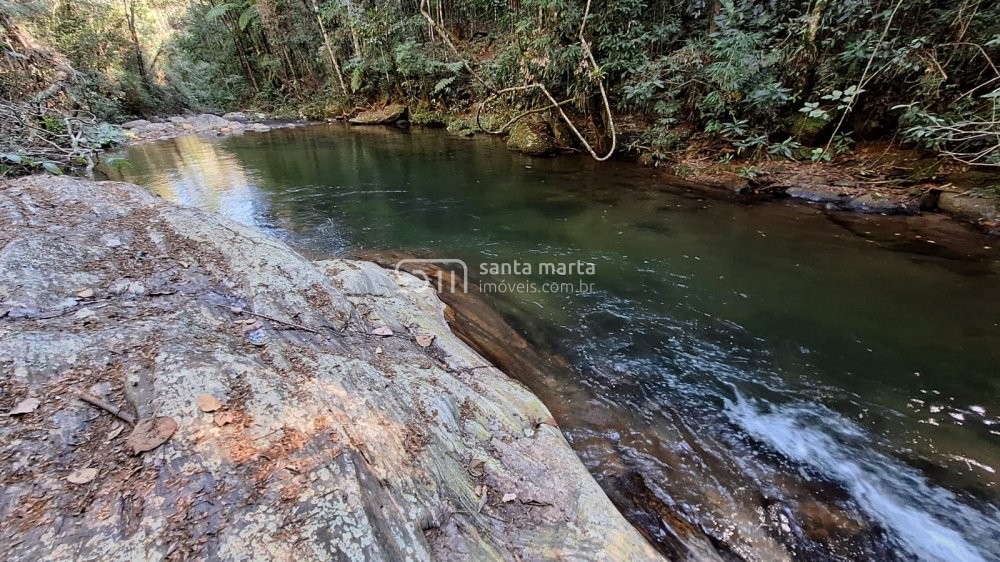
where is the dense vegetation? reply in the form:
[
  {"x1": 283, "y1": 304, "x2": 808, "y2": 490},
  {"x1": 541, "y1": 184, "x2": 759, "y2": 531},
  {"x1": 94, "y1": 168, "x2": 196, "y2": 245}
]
[{"x1": 2, "y1": 0, "x2": 999, "y2": 168}]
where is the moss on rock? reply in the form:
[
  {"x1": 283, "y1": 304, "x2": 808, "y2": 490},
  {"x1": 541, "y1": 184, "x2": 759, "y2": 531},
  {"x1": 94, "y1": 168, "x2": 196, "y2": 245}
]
[{"x1": 506, "y1": 115, "x2": 556, "y2": 156}]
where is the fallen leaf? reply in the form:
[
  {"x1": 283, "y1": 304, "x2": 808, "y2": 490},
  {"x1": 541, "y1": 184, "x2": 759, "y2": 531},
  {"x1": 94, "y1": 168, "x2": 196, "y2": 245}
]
[
  {"x1": 502, "y1": 493, "x2": 517, "y2": 503},
  {"x1": 240, "y1": 317, "x2": 259, "y2": 325},
  {"x1": 477, "y1": 489, "x2": 488, "y2": 513},
  {"x1": 214, "y1": 411, "x2": 237, "y2": 427},
  {"x1": 415, "y1": 333, "x2": 435, "y2": 348},
  {"x1": 106, "y1": 422, "x2": 125, "y2": 442},
  {"x1": 371, "y1": 326, "x2": 393, "y2": 337},
  {"x1": 197, "y1": 394, "x2": 223, "y2": 413},
  {"x1": 229, "y1": 306, "x2": 243, "y2": 314},
  {"x1": 240, "y1": 320, "x2": 262, "y2": 334},
  {"x1": 126, "y1": 416, "x2": 178, "y2": 454},
  {"x1": 8, "y1": 397, "x2": 40, "y2": 416},
  {"x1": 76, "y1": 288, "x2": 94, "y2": 299},
  {"x1": 67, "y1": 467, "x2": 98, "y2": 484},
  {"x1": 468, "y1": 458, "x2": 485, "y2": 477},
  {"x1": 374, "y1": 346, "x2": 383, "y2": 354}
]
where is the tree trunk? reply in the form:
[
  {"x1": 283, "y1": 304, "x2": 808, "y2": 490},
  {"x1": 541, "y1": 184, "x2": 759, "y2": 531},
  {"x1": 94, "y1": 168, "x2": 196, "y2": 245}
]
[
  {"x1": 122, "y1": 0, "x2": 151, "y2": 92},
  {"x1": 806, "y1": 0, "x2": 829, "y2": 45},
  {"x1": 345, "y1": 3, "x2": 362, "y2": 58},
  {"x1": 307, "y1": 0, "x2": 348, "y2": 95},
  {"x1": 708, "y1": 0, "x2": 721, "y2": 33},
  {"x1": 0, "y1": 12, "x2": 78, "y2": 103}
]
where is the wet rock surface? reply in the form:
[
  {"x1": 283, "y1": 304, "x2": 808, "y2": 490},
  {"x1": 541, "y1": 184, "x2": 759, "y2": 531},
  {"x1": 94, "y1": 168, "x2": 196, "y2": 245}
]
[
  {"x1": 938, "y1": 192, "x2": 1000, "y2": 233},
  {"x1": 0, "y1": 176, "x2": 662, "y2": 561},
  {"x1": 782, "y1": 183, "x2": 920, "y2": 215}
]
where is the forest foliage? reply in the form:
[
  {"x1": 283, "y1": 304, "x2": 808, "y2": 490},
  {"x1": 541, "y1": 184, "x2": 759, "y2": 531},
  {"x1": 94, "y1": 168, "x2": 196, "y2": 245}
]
[{"x1": 2, "y1": 0, "x2": 999, "y2": 166}]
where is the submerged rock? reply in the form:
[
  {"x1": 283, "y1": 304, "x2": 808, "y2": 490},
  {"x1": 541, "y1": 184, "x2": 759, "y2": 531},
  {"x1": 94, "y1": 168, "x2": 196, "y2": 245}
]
[
  {"x1": 349, "y1": 104, "x2": 408, "y2": 125},
  {"x1": 0, "y1": 176, "x2": 661, "y2": 561},
  {"x1": 506, "y1": 115, "x2": 557, "y2": 156}
]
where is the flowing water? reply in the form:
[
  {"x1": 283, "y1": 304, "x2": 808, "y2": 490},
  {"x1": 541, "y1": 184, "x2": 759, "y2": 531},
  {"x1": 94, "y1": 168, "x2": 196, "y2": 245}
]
[{"x1": 100, "y1": 125, "x2": 1000, "y2": 561}]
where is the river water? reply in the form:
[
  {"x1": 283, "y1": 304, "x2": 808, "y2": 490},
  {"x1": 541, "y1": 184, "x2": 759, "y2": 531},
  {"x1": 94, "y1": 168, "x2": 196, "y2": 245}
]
[{"x1": 100, "y1": 124, "x2": 1000, "y2": 561}]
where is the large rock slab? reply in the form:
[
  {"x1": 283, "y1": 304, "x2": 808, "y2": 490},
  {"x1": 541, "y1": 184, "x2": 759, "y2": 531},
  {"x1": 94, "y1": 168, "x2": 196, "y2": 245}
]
[
  {"x1": 938, "y1": 192, "x2": 1000, "y2": 222},
  {"x1": 349, "y1": 104, "x2": 408, "y2": 125},
  {"x1": 0, "y1": 176, "x2": 661, "y2": 561},
  {"x1": 188, "y1": 113, "x2": 234, "y2": 132}
]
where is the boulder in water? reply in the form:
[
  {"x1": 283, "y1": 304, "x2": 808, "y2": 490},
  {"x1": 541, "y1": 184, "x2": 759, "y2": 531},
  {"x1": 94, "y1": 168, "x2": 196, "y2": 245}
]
[
  {"x1": 349, "y1": 104, "x2": 408, "y2": 125},
  {"x1": 506, "y1": 115, "x2": 557, "y2": 156}
]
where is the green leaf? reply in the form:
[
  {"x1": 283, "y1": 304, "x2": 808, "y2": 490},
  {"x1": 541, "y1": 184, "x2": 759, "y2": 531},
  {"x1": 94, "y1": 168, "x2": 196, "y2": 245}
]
[
  {"x1": 432, "y1": 76, "x2": 456, "y2": 95},
  {"x1": 238, "y1": 7, "x2": 257, "y2": 31},
  {"x1": 205, "y1": 3, "x2": 238, "y2": 22},
  {"x1": 1, "y1": 154, "x2": 22, "y2": 165},
  {"x1": 42, "y1": 162, "x2": 64, "y2": 175}
]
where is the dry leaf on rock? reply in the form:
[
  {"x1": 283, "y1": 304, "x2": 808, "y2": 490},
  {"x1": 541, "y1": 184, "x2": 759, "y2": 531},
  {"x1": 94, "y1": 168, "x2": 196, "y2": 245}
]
[
  {"x1": 76, "y1": 288, "x2": 94, "y2": 299},
  {"x1": 67, "y1": 467, "x2": 98, "y2": 484},
  {"x1": 468, "y1": 458, "x2": 485, "y2": 477},
  {"x1": 477, "y1": 488, "x2": 488, "y2": 513},
  {"x1": 8, "y1": 397, "x2": 41, "y2": 416},
  {"x1": 415, "y1": 333, "x2": 435, "y2": 348},
  {"x1": 106, "y1": 422, "x2": 125, "y2": 442},
  {"x1": 197, "y1": 394, "x2": 223, "y2": 413},
  {"x1": 126, "y1": 416, "x2": 178, "y2": 454},
  {"x1": 375, "y1": 346, "x2": 383, "y2": 354},
  {"x1": 502, "y1": 493, "x2": 517, "y2": 503},
  {"x1": 371, "y1": 326, "x2": 393, "y2": 337},
  {"x1": 214, "y1": 411, "x2": 237, "y2": 427}
]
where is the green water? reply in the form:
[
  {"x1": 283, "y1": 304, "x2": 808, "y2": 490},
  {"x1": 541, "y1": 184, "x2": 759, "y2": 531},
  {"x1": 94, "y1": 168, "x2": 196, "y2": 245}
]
[{"x1": 102, "y1": 125, "x2": 1000, "y2": 561}]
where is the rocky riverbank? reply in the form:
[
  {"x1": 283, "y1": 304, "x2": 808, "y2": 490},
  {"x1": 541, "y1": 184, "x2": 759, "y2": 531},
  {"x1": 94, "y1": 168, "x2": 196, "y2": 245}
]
[
  {"x1": 116, "y1": 103, "x2": 999, "y2": 237},
  {"x1": 339, "y1": 102, "x2": 1000, "y2": 236},
  {"x1": 0, "y1": 176, "x2": 662, "y2": 561},
  {"x1": 120, "y1": 112, "x2": 314, "y2": 144}
]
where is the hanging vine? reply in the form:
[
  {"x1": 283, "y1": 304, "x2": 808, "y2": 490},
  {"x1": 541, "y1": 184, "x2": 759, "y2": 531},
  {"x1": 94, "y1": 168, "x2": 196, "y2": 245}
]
[{"x1": 418, "y1": 0, "x2": 617, "y2": 161}]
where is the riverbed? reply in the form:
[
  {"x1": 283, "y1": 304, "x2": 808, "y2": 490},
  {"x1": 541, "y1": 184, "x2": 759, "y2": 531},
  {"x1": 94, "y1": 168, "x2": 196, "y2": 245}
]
[{"x1": 100, "y1": 124, "x2": 1000, "y2": 561}]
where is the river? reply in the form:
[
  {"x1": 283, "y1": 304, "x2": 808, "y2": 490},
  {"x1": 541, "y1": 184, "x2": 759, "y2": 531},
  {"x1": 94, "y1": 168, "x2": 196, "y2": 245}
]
[{"x1": 99, "y1": 124, "x2": 1000, "y2": 561}]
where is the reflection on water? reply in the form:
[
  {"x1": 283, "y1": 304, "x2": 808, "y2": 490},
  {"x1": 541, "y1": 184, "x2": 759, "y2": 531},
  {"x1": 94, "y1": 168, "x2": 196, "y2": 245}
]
[{"x1": 100, "y1": 125, "x2": 1000, "y2": 561}]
